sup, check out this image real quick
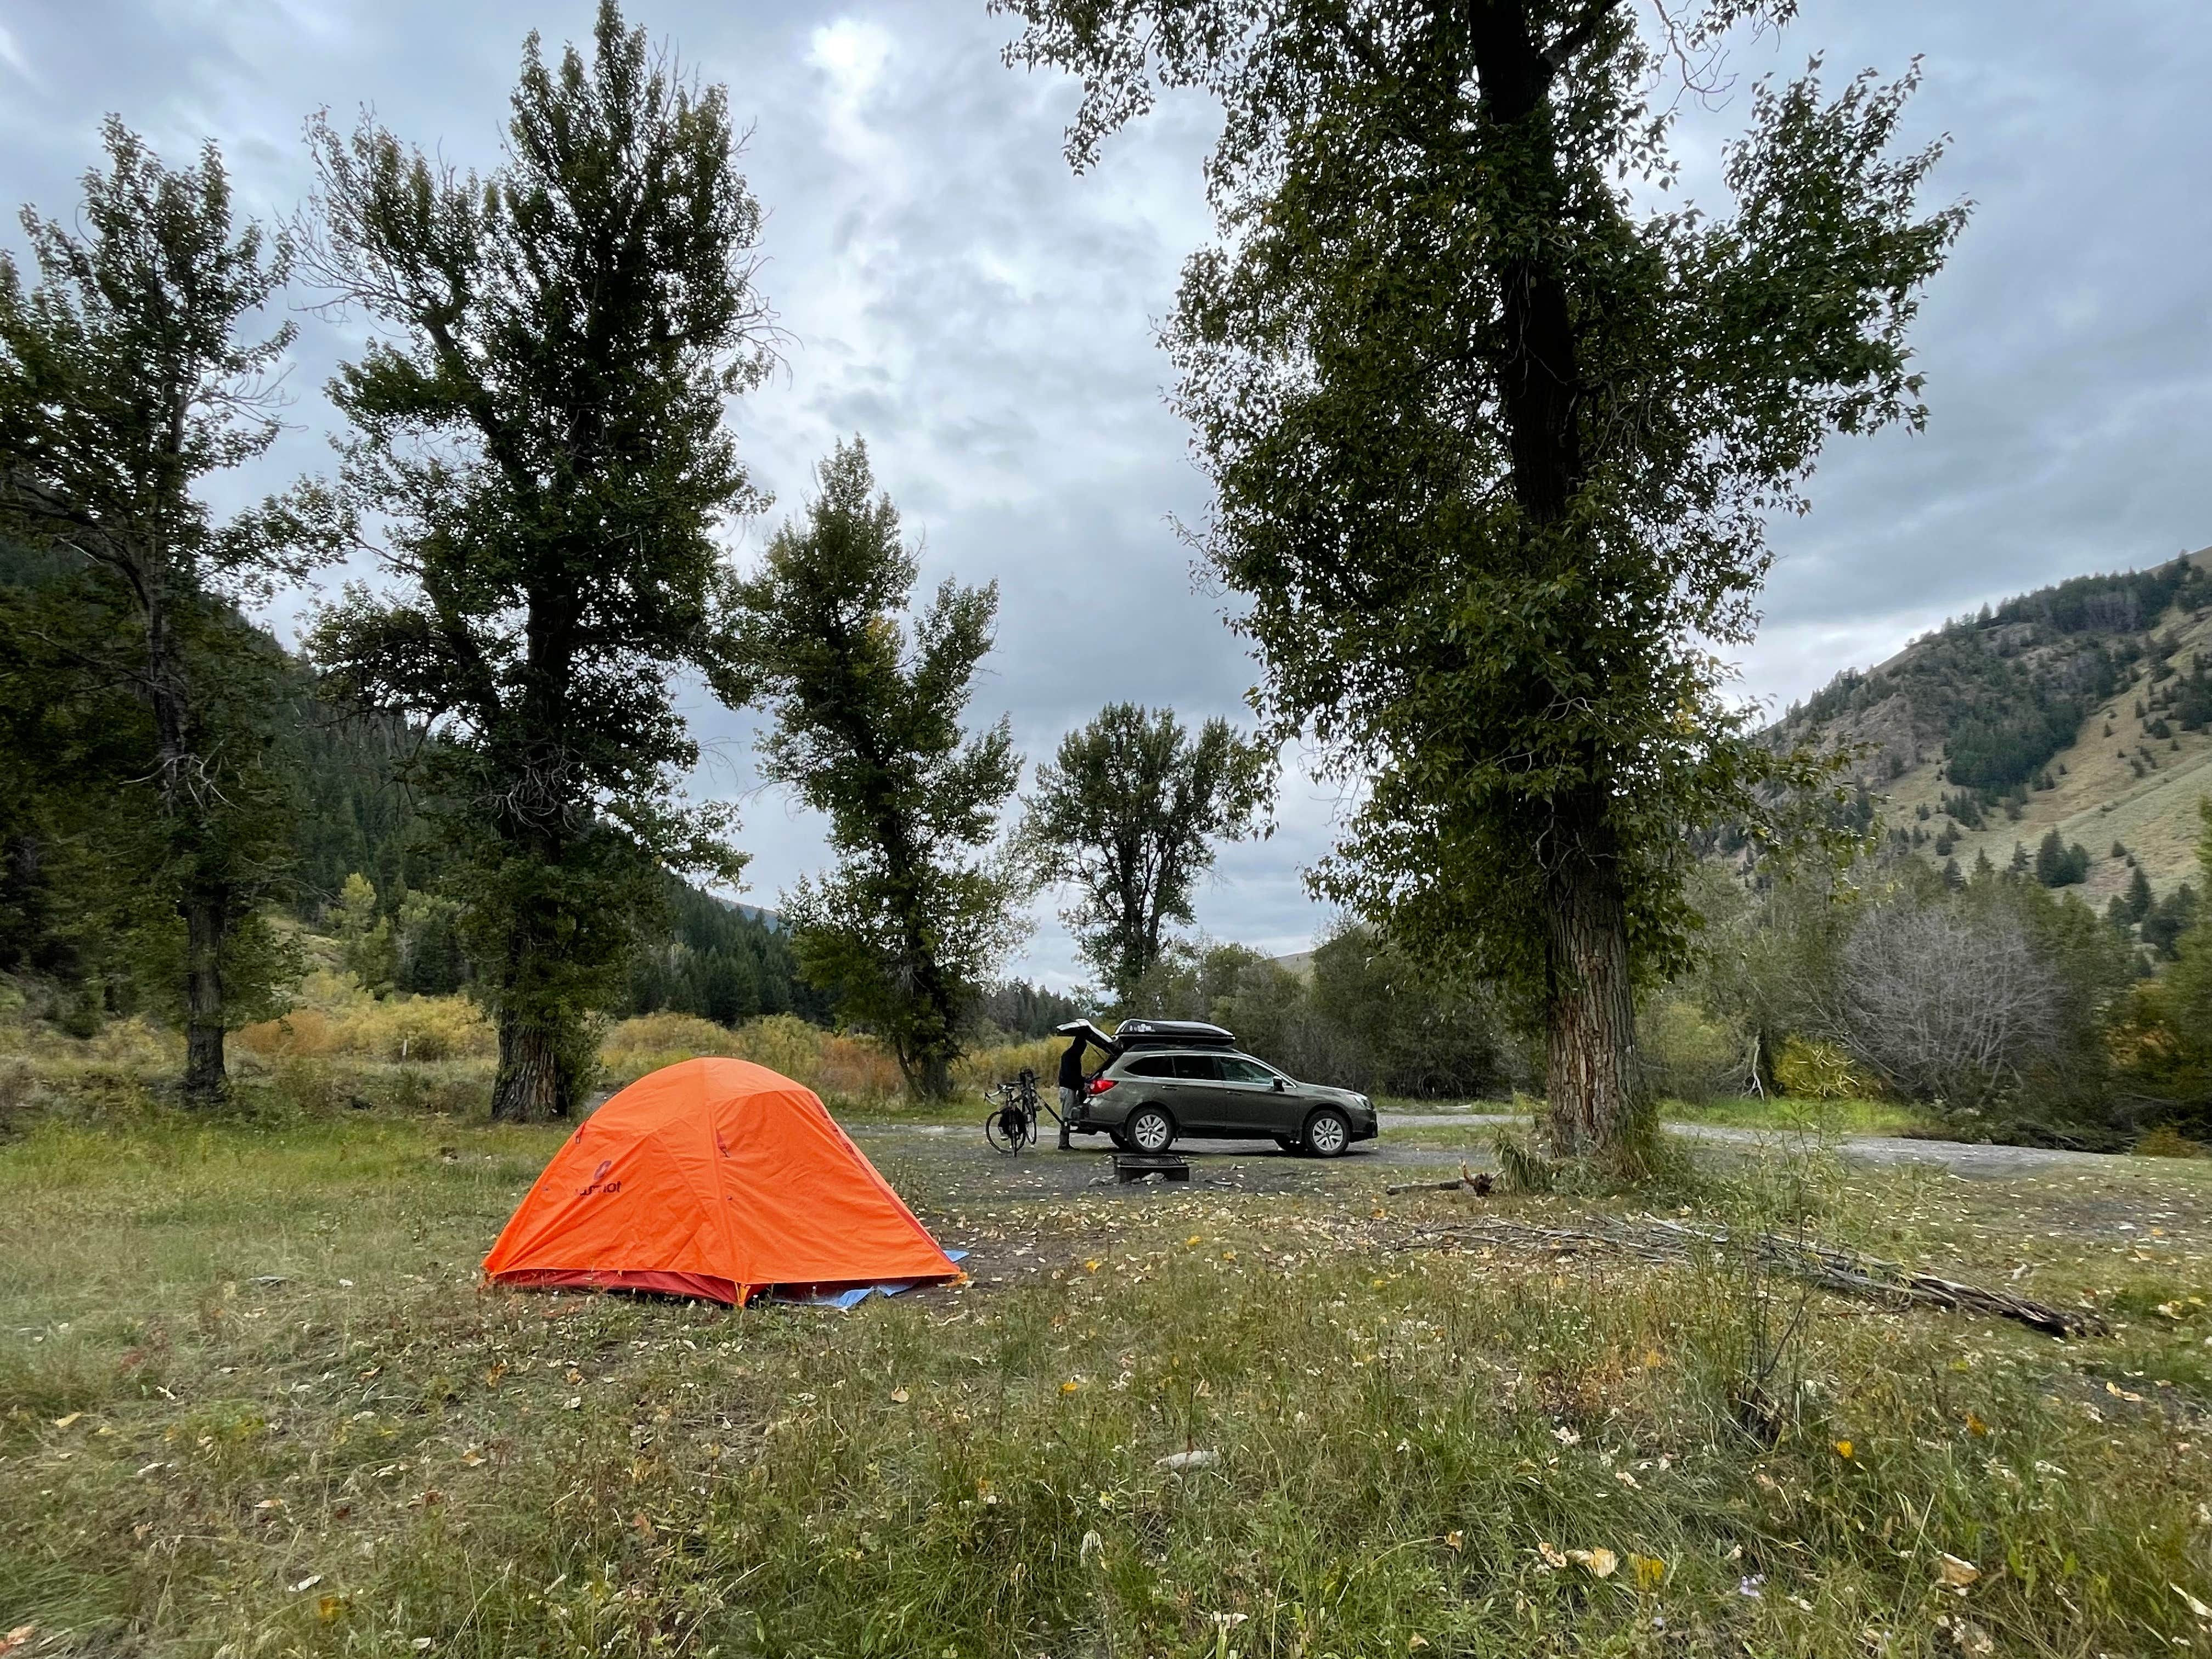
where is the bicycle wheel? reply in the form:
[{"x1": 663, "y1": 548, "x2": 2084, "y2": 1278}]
[{"x1": 985, "y1": 1108, "x2": 1019, "y2": 1154}]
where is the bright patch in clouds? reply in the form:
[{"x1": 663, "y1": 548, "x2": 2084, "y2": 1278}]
[
  {"x1": 806, "y1": 17, "x2": 895, "y2": 175},
  {"x1": 0, "y1": 20, "x2": 32, "y2": 81}
]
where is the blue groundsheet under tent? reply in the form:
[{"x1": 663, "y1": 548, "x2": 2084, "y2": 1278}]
[{"x1": 762, "y1": 1249, "x2": 970, "y2": 1310}]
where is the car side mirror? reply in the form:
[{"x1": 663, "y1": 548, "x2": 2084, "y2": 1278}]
[{"x1": 1272, "y1": 1077, "x2": 1285, "y2": 1091}]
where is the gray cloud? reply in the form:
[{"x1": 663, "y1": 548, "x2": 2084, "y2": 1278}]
[{"x1": 4, "y1": 0, "x2": 2208, "y2": 986}]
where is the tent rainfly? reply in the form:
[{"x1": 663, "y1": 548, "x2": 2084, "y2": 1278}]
[{"x1": 483, "y1": 1057, "x2": 962, "y2": 1307}]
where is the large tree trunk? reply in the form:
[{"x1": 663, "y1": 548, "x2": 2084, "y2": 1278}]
[
  {"x1": 1464, "y1": 6, "x2": 1650, "y2": 1158},
  {"x1": 1541, "y1": 800, "x2": 1649, "y2": 1159},
  {"x1": 181, "y1": 885, "x2": 229, "y2": 1103},
  {"x1": 145, "y1": 563, "x2": 236, "y2": 1104},
  {"x1": 492, "y1": 1010, "x2": 569, "y2": 1122}
]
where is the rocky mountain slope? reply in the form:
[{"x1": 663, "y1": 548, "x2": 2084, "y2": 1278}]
[{"x1": 1769, "y1": 546, "x2": 2212, "y2": 911}]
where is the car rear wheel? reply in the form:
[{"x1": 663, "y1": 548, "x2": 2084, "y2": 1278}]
[
  {"x1": 1125, "y1": 1105, "x2": 1176, "y2": 1154},
  {"x1": 1302, "y1": 1107, "x2": 1351, "y2": 1159}
]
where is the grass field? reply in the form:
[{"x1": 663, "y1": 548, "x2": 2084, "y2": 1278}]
[{"x1": 3, "y1": 1095, "x2": 2210, "y2": 1657}]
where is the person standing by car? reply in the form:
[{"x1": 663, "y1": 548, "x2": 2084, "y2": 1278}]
[{"x1": 1053, "y1": 1020, "x2": 1115, "y2": 1149}]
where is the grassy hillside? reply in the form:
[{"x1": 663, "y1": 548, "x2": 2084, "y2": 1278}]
[{"x1": 1773, "y1": 546, "x2": 2212, "y2": 909}]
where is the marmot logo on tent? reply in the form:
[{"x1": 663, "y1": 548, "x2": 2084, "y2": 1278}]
[{"x1": 576, "y1": 1158, "x2": 622, "y2": 1197}]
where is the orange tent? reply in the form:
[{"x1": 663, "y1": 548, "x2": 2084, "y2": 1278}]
[{"x1": 483, "y1": 1057, "x2": 961, "y2": 1307}]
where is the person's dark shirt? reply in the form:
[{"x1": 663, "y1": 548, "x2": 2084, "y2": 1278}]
[{"x1": 1057, "y1": 1036, "x2": 1089, "y2": 1091}]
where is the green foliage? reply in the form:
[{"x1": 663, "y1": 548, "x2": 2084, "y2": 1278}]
[
  {"x1": 1023, "y1": 703, "x2": 1273, "y2": 1007},
  {"x1": 1002, "y1": 0, "x2": 1961, "y2": 1153},
  {"x1": 2113, "y1": 800, "x2": 2212, "y2": 1132},
  {"x1": 715, "y1": 439, "x2": 1029, "y2": 1097},
  {"x1": 1638, "y1": 990, "x2": 1747, "y2": 1104},
  {"x1": 302, "y1": 2, "x2": 771, "y2": 1120},
  {"x1": 974, "y1": 979, "x2": 1086, "y2": 1041},
  {"x1": 1307, "y1": 922, "x2": 1513, "y2": 1098},
  {"x1": 1114, "y1": 925, "x2": 1513, "y2": 1098},
  {"x1": 618, "y1": 880, "x2": 824, "y2": 1028},
  {"x1": 0, "y1": 120, "x2": 341, "y2": 1097}
]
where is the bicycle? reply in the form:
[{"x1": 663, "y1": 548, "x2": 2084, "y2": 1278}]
[{"x1": 984, "y1": 1068, "x2": 1059, "y2": 1154}]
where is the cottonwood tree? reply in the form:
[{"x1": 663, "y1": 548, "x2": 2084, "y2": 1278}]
[
  {"x1": 1022, "y1": 702, "x2": 1272, "y2": 1006},
  {"x1": 715, "y1": 439, "x2": 1028, "y2": 1097},
  {"x1": 0, "y1": 120, "x2": 337, "y2": 1098},
  {"x1": 304, "y1": 3, "x2": 773, "y2": 1120},
  {"x1": 999, "y1": 0, "x2": 1965, "y2": 1160}
]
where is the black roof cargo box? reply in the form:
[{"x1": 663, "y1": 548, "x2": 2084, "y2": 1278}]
[{"x1": 1109, "y1": 1018, "x2": 1237, "y2": 1051}]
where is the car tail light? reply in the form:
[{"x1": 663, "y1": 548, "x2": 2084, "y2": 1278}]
[{"x1": 1086, "y1": 1076, "x2": 1117, "y2": 1095}]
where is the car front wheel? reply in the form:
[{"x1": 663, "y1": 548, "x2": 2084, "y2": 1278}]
[
  {"x1": 1302, "y1": 1107, "x2": 1351, "y2": 1159},
  {"x1": 1125, "y1": 1105, "x2": 1176, "y2": 1154}
]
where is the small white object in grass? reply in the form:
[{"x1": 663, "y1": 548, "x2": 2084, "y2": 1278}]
[
  {"x1": 2173, "y1": 1583, "x2": 2212, "y2": 1620},
  {"x1": 1155, "y1": 1449, "x2": 1218, "y2": 1471},
  {"x1": 564, "y1": 1397, "x2": 582, "y2": 1410},
  {"x1": 291, "y1": 1575, "x2": 322, "y2": 1593},
  {"x1": 1079, "y1": 1530, "x2": 1103, "y2": 1564},
  {"x1": 1737, "y1": 1575, "x2": 1765, "y2": 1599},
  {"x1": 339, "y1": 1279, "x2": 354, "y2": 1289}
]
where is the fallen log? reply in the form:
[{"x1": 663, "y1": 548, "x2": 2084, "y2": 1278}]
[
  {"x1": 1426, "y1": 1217, "x2": 2105, "y2": 1339},
  {"x1": 1386, "y1": 1163, "x2": 1493, "y2": 1198}
]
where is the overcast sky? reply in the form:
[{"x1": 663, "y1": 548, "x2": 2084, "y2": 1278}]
[{"x1": 3, "y1": 0, "x2": 2208, "y2": 987}]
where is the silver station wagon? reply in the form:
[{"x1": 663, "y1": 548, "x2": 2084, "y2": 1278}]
[{"x1": 1066, "y1": 1019, "x2": 1379, "y2": 1158}]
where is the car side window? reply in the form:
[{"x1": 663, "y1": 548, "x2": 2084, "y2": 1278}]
[
  {"x1": 1123, "y1": 1055, "x2": 1175, "y2": 1078},
  {"x1": 1220, "y1": 1058, "x2": 1276, "y2": 1086},
  {"x1": 1171, "y1": 1054, "x2": 1222, "y2": 1081}
]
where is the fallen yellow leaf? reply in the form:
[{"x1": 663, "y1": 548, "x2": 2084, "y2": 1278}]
[
  {"x1": 1443, "y1": 1530, "x2": 1464, "y2": 1551},
  {"x1": 1567, "y1": 1547, "x2": 1618, "y2": 1578},
  {"x1": 1060, "y1": 1380, "x2": 1080, "y2": 1395},
  {"x1": 890, "y1": 1389, "x2": 910, "y2": 1404},
  {"x1": 1408, "y1": 1637, "x2": 1429, "y2": 1651},
  {"x1": 1083, "y1": 1260, "x2": 1101, "y2": 1273},
  {"x1": 1537, "y1": 1541, "x2": 1567, "y2": 1570},
  {"x1": 1834, "y1": 1439, "x2": 1855, "y2": 1460},
  {"x1": 317, "y1": 1595, "x2": 345, "y2": 1622},
  {"x1": 1964, "y1": 1412, "x2": 1989, "y2": 1437},
  {"x1": 1630, "y1": 1553, "x2": 1666, "y2": 1590},
  {"x1": 51, "y1": 1412, "x2": 81, "y2": 1430},
  {"x1": 1936, "y1": 1553, "x2": 1980, "y2": 1589}
]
